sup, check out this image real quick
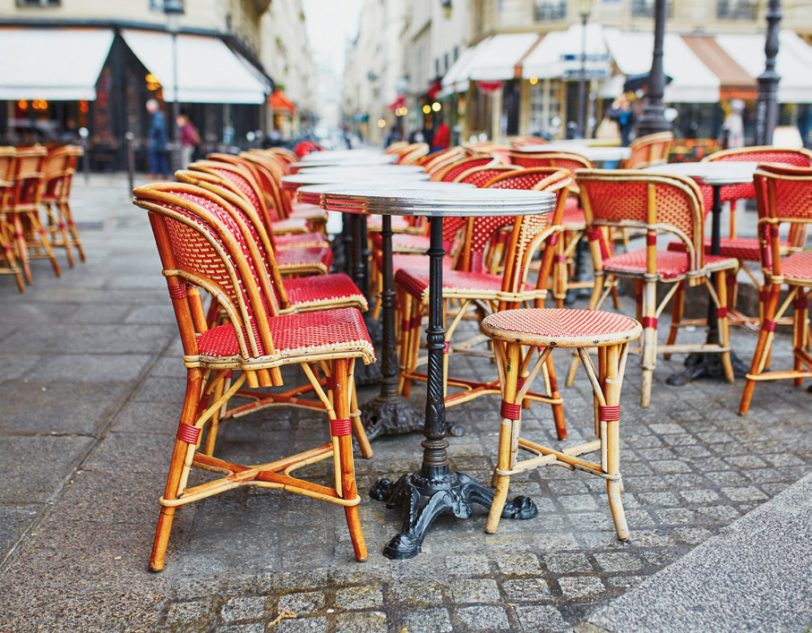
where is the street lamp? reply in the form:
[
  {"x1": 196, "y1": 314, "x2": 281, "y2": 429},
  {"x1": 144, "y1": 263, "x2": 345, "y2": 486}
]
[
  {"x1": 636, "y1": 0, "x2": 671, "y2": 136},
  {"x1": 755, "y1": 0, "x2": 782, "y2": 145},
  {"x1": 163, "y1": 0, "x2": 184, "y2": 170},
  {"x1": 576, "y1": 0, "x2": 593, "y2": 139}
]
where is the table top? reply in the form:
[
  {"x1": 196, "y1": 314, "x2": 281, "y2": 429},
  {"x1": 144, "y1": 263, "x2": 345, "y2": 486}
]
[
  {"x1": 282, "y1": 170, "x2": 429, "y2": 190},
  {"x1": 297, "y1": 150, "x2": 396, "y2": 167},
  {"x1": 297, "y1": 181, "x2": 473, "y2": 206},
  {"x1": 293, "y1": 165, "x2": 425, "y2": 174},
  {"x1": 516, "y1": 144, "x2": 631, "y2": 162},
  {"x1": 645, "y1": 161, "x2": 760, "y2": 186},
  {"x1": 321, "y1": 187, "x2": 556, "y2": 217}
]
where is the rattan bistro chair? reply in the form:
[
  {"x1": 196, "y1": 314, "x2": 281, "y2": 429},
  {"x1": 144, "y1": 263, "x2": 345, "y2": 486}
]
[
  {"x1": 41, "y1": 145, "x2": 85, "y2": 268},
  {"x1": 621, "y1": 132, "x2": 674, "y2": 169},
  {"x1": 571, "y1": 170, "x2": 738, "y2": 407},
  {"x1": 0, "y1": 147, "x2": 25, "y2": 292},
  {"x1": 481, "y1": 308, "x2": 641, "y2": 538},
  {"x1": 133, "y1": 183, "x2": 375, "y2": 571},
  {"x1": 739, "y1": 164, "x2": 812, "y2": 415}
]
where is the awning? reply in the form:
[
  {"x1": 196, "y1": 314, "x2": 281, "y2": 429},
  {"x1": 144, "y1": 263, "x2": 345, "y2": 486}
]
[
  {"x1": 441, "y1": 46, "x2": 477, "y2": 95},
  {"x1": 522, "y1": 25, "x2": 611, "y2": 80},
  {"x1": 715, "y1": 30, "x2": 812, "y2": 103},
  {"x1": 682, "y1": 35, "x2": 756, "y2": 101},
  {"x1": 270, "y1": 90, "x2": 295, "y2": 114},
  {"x1": 388, "y1": 95, "x2": 406, "y2": 112},
  {"x1": 468, "y1": 33, "x2": 541, "y2": 82},
  {"x1": 122, "y1": 29, "x2": 269, "y2": 104},
  {"x1": 0, "y1": 27, "x2": 114, "y2": 100},
  {"x1": 603, "y1": 28, "x2": 720, "y2": 103}
]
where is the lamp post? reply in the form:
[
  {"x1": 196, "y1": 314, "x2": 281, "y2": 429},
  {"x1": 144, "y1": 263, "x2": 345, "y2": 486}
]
[
  {"x1": 163, "y1": 0, "x2": 184, "y2": 171},
  {"x1": 636, "y1": 0, "x2": 671, "y2": 136},
  {"x1": 576, "y1": 0, "x2": 593, "y2": 138},
  {"x1": 755, "y1": 0, "x2": 782, "y2": 145}
]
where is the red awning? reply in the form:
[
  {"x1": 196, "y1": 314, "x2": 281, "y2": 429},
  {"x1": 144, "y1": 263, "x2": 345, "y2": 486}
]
[
  {"x1": 270, "y1": 90, "x2": 295, "y2": 114},
  {"x1": 425, "y1": 79, "x2": 442, "y2": 101},
  {"x1": 388, "y1": 95, "x2": 406, "y2": 112},
  {"x1": 476, "y1": 80, "x2": 503, "y2": 94}
]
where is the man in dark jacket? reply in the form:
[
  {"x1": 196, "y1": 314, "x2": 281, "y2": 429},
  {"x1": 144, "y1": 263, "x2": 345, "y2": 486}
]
[{"x1": 146, "y1": 99, "x2": 169, "y2": 178}]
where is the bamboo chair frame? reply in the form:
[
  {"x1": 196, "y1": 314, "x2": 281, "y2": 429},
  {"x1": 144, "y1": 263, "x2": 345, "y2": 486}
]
[
  {"x1": 398, "y1": 143, "x2": 430, "y2": 165},
  {"x1": 0, "y1": 146, "x2": 25, "y2": 292},
  {"x1": 621, "y1": 132, "x2": 674, "y2": 170},
  {"x1": 41, "y1": 145, "x2": 85, "y2": 268},
  {"x1": 566, "y1": 169, "x2": 738, "y2": 407},
  {"x1": 739, "y1": 164, "x2": 812, "y2": 415},
  {"x1": 481, "y1": 309, "x2": 641, "y2": 539},
  {"x1": 133, "y1": 183, "x2": 374, "y2": 571},
  {"x1": 396, "y1": 169, "x2": 572, "y2": 440}
]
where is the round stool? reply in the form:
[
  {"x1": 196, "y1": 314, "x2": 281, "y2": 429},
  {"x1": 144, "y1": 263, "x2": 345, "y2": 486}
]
[{"x1": 480, "y1": 308, "x2": 642, "y2": 540}]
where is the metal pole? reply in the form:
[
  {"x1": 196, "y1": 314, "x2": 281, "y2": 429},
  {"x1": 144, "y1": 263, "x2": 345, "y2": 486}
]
[
  {"x1": 577, "y1": 13, "x2": 588, "y2": 138},
  {"x1": 170, "y1": 29, "x2": 181, "y2": 170},
  {"x1": 636, "y1": 0, "x2": 671, "y2": 136},
  {"x1": 755, "y1": 0, "x2": 782, "y2": 145},
  {"x1": 126, "y1": 131, "x2": 135, "y2": 193}
]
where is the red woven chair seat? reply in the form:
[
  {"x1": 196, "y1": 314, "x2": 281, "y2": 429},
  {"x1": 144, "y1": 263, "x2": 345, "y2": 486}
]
[
  {"x1": 482, "y1": 308, "x2": 641, "y2": 348},
  {"x1": 562, "y1": 198, "x2": 585, "y2": 228},
  {"x1": 396, "y1": 267, "x2": 531, "y2": 299},
  {"x1": 197, "y1": 307, "x2": 373, "y2": 359},
  {"x1": 367, "y1": 216, "x2": 412, "y2": 232},
  {"x1": 283, "y1": 273, "x2": 366, "y2": 309},
  {"x1": 666, "y1": 237, "x2": 789, "y2": 262},
  {"x1": 603, "y1": 248, "x2": 737, "y2": 280},
  {"x1": 271, "y1": 217, "x2": 308, "y2": 234},
  {"x1": 374, "y1": 252, "x2": 453, "y2": 272},
  {"x1": 290, "y1": 202, "x2": 328, "y2": 221},
  {"x1": 780, "y1": 251, "x2": 812, "y2": 283},
  {"x1": 276, "y1": 246, "x2": 333, "y2": 270},
  {"x1": 275, "y1": 232, "x2": 329, "y2": 249}
]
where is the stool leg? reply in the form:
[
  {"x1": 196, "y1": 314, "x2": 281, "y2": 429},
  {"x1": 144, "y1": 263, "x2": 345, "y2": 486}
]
[
  {"x1": 664, "y1": 281, "x2": 684, "y2": 360},
  {"x1": 739, "y1": 283, "x2": 780, "y2": 415},
  {"x1": 486, "y1": 341, "x2": 521, "y2": 534},
  {"x1": 601, "y1": 344, "x2": 629, "y2": 541},
  {"x1": 350, "y1": 374, "x2": 373, "y2": 459},
  {"x1": 716, "y1": 270, "x2": 734, "y2": 383},
  {"x1": 545, "y1": 351, "x2": 567, "y2": 441},
  {"x1": 640, "y1": 279, "x2": 658, "y2": 408}
]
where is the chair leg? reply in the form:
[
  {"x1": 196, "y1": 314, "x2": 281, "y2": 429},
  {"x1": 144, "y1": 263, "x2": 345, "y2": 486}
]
[
  {"x1": 350, "y1": 374, "x2": 373, "y2": 459},
  {"x1": 11, "y1": 214, "x2": 32, "y2": 284},
  {"x1": 57, "y1": 202, "x2": 75, "y2": 268},
  {"x1": 739, "y1": 283, "x2": 780, "y2": 415},
  {"x1": 486, "y1": 341, "x2": 521, "y2": 534},
  {"x1": 601, "y1": 343, "x2": 629, "y2": 541},
  {"x1": 545, "y1": 351, "x2": 567, "y2": 441},
  {"x1": 716, "y1": 271, "x2": 734, "y2": 383},
  {"x1": 640, "y1": 279, "x2": 658, "y2": 408},
  {"x1": 792, "y1": 290, "x2": 808, "y2": 387},
  {"x1": 29, "y1": 213, "x2": 61, "y2": 278},
  {"x1": 664, "y1": 280, "x2": 684, "y2": 360},
  {"x1": 65, "y1": 202, "x2": 87, "y2": 262},
  {"x1": 332, "y1": 357, "x2": 367, "y2": 562},
  {"x1": 150, "y1": 370, "x2": 204, "y2": 572}
]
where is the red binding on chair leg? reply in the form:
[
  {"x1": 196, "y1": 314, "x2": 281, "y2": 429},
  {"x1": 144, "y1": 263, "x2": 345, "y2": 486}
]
[
  {"x1": 330, "y1": 418, "x2": 352, "y2": 437},
  {"x1": 177, "y1": 423, "x2": 201, "y2": 444},
  {"x1": 640, "y1": 316, "x2": 658, "y2": 329},
  {"x1": 598, "y1": 404, "x2": 621, "y2": 422},
  {"x1": 500, "y1": 401, "x2": 522, "y2": 420}
]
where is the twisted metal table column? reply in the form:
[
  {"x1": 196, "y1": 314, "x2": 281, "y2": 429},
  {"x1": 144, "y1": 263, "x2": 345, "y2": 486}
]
[
  {"x1": 360, "y1": 214, "x2": 423, "y2": 438},
  {"x1": 370, "y1": 216, "x2": 537, "y2": 559}
]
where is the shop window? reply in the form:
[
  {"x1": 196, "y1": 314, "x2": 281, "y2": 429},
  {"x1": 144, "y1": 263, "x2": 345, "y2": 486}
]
[
  {"x1": 534, "y1": 0, "x2": 566, "y2": 21},
  {"x1": 717, "y1": 0, "x2": 757, "y2": 20},
  {"x1": 16, "y1": 0, "x2": 61, "y2": 6},
  {"x1": 631, "y1": 0, "x2": 672, "y2": 18},
  {"x1": 529, "y1": 78, "x2": 562, "y2": 138}
]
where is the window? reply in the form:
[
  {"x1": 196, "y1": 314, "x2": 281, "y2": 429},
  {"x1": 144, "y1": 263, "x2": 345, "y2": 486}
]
[
  {"x1": 717, "y1": 0, "x2": 757, "y2": 20},
  {"x1": 534, "y1": 0, "x2": 566, "y2": 21},
  {"x1": 435, "y1": 58, "x2": 440, "y2": 76},
  {"x1": 631, "y1": 0, "x2": 672, "y2": 18},
  {"x1": 444, "y1": 52, "x2": 449, "y2": 73},
  {"x1": 16, "y1": 0, "x2": 61, "y2": 6},
  {"x1": 529, "y1": 79, "x2": 562, "y2": 138}
]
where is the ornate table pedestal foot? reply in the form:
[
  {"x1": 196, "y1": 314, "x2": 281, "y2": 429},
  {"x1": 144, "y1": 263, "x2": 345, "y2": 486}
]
[{"x1": 370, "y1": 469, "x2": 537, "y2": 559}]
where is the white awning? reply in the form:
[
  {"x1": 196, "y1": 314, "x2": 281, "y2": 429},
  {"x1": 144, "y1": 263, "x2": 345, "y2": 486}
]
[
  {"x1": 604, "y1": 29, "x2": 720, "y2": 103},
  {"x1": 441, "y1": 46, "x2": 478, "y2": 95},
  {"x1": 0, "y1": 28, "x2": 114, "y2": 100},
  {"x1": 468, "y1": 33, "x2": 541, "y2": 82},
  {"x1": 122, "y1": 29, "x2": 269, "y2": 104},
  {"x1": 522, "y1": 24, "x2": 611, "y2": 80},
  {"x1": 716, "y1": 31, "x2": 812, "y2": 103}
]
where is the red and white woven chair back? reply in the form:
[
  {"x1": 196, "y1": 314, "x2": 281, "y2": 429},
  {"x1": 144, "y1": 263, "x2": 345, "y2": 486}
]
[
  {"x1": 455, "y1": 165, "x2": 519, "y2": 188},
  {"x1": 577, "y1": 170, "x2": 706, "y2": 271},
  {"x1": 508, "y1": 151, "x2": 593, "y2": 174},
  {"x1": 399, "y1": 143, "x2": 429, "y2": 165},
  {"x1": 433, "y1": 155, "x2": 494, "y2": 183},
  {"x1": 11, "y1": 146, "x2": 47, "y2": 207},
  {"x1": 624, "y1": 132, "x2": 673, "y2": 169}
]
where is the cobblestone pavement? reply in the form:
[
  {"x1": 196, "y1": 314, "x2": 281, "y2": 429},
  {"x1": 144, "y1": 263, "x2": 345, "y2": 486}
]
[{"x1": 0, "y1": 177, "x2": 809, "y2": 632}]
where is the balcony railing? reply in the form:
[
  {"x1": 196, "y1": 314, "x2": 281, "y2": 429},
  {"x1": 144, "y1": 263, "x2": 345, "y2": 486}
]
[
  {"x1": 535, "y1": 0, "x2": 567, "y2": 21},
  {"x1": 717, "y1": 0, "x2": 758, "y2": 20}
]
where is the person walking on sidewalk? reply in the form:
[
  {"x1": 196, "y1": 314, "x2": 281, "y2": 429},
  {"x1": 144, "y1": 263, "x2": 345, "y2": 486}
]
[
  {"x1": 177, "y1": 111, "x2": 201, "y2": 168},
  {"x1": 146, "y1": 99, "x2": 169, "y2": 178}
]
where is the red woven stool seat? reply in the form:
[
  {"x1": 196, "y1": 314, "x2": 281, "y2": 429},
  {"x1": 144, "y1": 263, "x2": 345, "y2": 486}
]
[
  {"x1": 780, "y1": 251, "x2": 812, "y2": 283},
  {"x1": 396, "y1": 267, "x2": 532, "y2": 300},
  {"x1": 197, "y1": 307, "x2": 374, "y2": 360},
  {"x1": 276, "y1": 246, "x2": 333, "y2": 272},
  {"x1": 271, "y1": 217, "x2": 308, "y2": 234},
  {"x1": 283, "y1": 273, "x2": 367, "y2": 310},
  {"x1": 666, "y1": 237, "x2": 789, "y2": 263},
  {"x1": 275, "y1": 232, "x2": 329, "y2": 249},
  {"x1": 562, "y1": 198, "x2": 585, "y2": 228},
  {"x1": 603, "y1": 248, "x2": 737, "y2": 280},
  {"x1": 482, "y1": 308, "x2": 642, "y2": 348}
]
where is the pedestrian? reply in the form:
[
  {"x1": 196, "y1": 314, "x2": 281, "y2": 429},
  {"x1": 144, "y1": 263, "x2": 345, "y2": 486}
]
[
  {"x1": 431, "y1": 118, "x2": 450, "y2": 153},
  {"x1": 176, "y1": 111, "x2": 200, "y2": 168},
  {"x1": 146, "y1": 99, "x2": 169, "y2": 178},
  {"x1": 721, "y1": 99, "x2": 745, "y2": 149},
  {"x1": 385, "y1": 125, "x2": 402, "y2": 148},
  {"x1": 607, "y1": 95, "x2": 636, "y2": 147}
]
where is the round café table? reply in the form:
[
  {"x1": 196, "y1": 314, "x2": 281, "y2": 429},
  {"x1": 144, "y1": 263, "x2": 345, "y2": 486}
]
[
  {"x1": 516, "y1": 143, "x2": 631, "y2": 164},
  {"x1": 299, "y1": 181, "x2": 474, "y2": 440},
  {"x1": 299, "y1": 150, "x2": 397, "y2": 165},
  {"x1": 322, "y1": 186, "x2": 556, "y2": 559},
  {"x1": 645, "y1": 161, "x2": 760, "y2": 383}
]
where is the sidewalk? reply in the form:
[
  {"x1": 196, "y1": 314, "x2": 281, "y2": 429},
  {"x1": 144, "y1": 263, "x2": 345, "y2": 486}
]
[{"x1": 0, "y1": 175, "x2": 808, "y2": 632}]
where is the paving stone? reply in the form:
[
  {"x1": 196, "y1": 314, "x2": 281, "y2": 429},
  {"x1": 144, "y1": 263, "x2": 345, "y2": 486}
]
[
  {"x1": 0, "y1": 504, "x2": 40, "y2": 556},
  {"x1": 277, "y1": 591, "x2": 325, "y2": 615},
  {"x1": 450, "y1": 578, "x2": 501, "y2": 604},
  {"x1": 386, "y1": 579, "x2": 446, "y2": 607},
  {"x1": 494, "y1": 552, "x2": 543, "y2": 576},
  {"x1": 502, "y1": 577, "x2": 551, "y2": 602},
  {"x1": 454, "y1": 605, "x2": 511, "y2": 631},
  {"x1": 220, "y1": 596, "x2": 267, "y2": 623},
  {"x1": 398, "y1": 608, "x2": 453, "y2": 633},
  {"x1": 679, "y1": 489, "x2": 720, "y2": 504},
  {"x1": 544, "y1": 552, "x2": 594, "y2": 574},
  {"x1": 557, "y1": 576, "x2": 606, "y2": 599},
  {"x1": 335, "y1": 584, "x2": 384, "y2": 610},
  {"x1": 513, "y1": 604, "x2": 570, "y2": 632},
  {"x1": 593, "y1": 552, "x2": 644, "y2": 573},
  {"x1": 721, "y1": 486, "x2": 769, "y2": 503},
  {"x1": 274, "y1": 616, "x2": 328, "y2": 633},
  {"x1": 334, "y1": 610, "x2": 386, "y2": 633},
  {"x1": 444, "y1": 554, "x2": 490, "y2": 576},
  {"x1": 162, "y1": 600, "x2": 214, "y2": 629}
]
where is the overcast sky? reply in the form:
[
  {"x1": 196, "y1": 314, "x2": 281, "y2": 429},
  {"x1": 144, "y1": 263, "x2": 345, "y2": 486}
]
[{"x1": 302, "y1": 0, "x2": 362, "y2": 77}]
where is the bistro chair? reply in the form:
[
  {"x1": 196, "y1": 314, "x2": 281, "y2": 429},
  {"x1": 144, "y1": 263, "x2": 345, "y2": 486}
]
[
  {"x1": 396, "y1": 168, "x2": 572, "y2": 440},
  {"x1": 8, "y1": 145, "x2": 61, "y2": 283},
  {"x1": 133, "y1": 183, "x2": 375, "y2": 571},
  {"x1": 570, "y1": 170, "x2": 738, "y2": 407},
  {"x1": 739, "y1": 164, "x2": 812, "y2": 415},
  {"x1": 423, "y1": 147, "x2": 466, "y2": 174},
  {"x1": 187, "y1": 160, "x2": 333, "y2": 275},
  {"x1": 481, "y1": 308, "x2": 641, "y2": 539},
  {"x1": 430, "y1": 154, "x2": 496, "y2": 183},
  {"x1": 621, "y1": 132, "x2": 674, "y2": 169},
  {"x1": 41, "y1": 145, "x2": 85, "y2": 268},
  {"x1": 398, "y1": 143, "x2": 430, "y2": 165},
  {"x1": 0, "y1": 146, "x2": 25, "y2": 292}
]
